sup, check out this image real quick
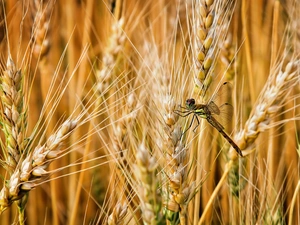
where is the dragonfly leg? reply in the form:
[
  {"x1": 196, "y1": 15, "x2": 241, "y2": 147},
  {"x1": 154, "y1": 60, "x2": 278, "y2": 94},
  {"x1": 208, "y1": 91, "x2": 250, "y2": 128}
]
[
  {"x1": 174, "y1": 110, "x2": 193, "y2": 117},
  {"x1": 181, "y1": 114, "x2": 195, "y2": 136},
  {"x1": 192, "y1": 115, "x2": 200, "y2": 133}
]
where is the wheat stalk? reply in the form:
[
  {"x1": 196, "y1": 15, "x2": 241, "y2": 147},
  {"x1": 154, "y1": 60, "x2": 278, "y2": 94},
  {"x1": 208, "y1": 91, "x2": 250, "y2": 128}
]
[
  {"x1": 0, "y1": 42, "x2": 90, "y2": 224},
  {"x1": 0, "y1": 52, "x2": 84, "y2": 224},
  {"x1": 93, "y1": 15, "x2": 140, "y2": 220},
  {"x1": 136, "y1": 29, "x2": 198, "y2": 223},
  {"x1": 199, "y1": 58, "x2": 300, "y2": 223}
]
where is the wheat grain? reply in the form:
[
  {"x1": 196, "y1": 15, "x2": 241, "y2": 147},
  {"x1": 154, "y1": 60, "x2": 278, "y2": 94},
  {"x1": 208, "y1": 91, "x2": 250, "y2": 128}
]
[{"x1": 107, "y1": 202, "x2": 128, "y2": 225}]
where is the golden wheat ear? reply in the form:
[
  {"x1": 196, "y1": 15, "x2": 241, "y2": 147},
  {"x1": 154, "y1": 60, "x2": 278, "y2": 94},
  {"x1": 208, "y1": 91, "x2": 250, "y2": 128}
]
[{"x1": 0, "y1": 56, "x2": 26, "y2": 172}]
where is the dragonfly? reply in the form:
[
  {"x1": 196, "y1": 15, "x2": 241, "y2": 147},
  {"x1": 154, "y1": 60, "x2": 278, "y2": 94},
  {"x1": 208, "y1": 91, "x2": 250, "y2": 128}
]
[{"x1": 174, "y1": 82, "x2": 243, "y2": 157}]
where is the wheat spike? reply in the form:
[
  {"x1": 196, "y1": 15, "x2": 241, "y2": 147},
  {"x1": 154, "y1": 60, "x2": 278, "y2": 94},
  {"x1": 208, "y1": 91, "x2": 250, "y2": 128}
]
[
  {"x1": 234, "y1": 60, "x2": 299, "y2": 157},
  {"x1": 31, "y1": 0, "x2": 52, "y2": 60},
  {"x1": 0, "y1": 119, "x2": 77, "y2": 213},
  {"x1": 0, "y1": 56, "x2": 27, "y2": 172}
]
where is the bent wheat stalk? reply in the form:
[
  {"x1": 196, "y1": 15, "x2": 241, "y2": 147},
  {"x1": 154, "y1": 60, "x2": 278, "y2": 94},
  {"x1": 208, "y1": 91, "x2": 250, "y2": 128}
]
[{"x1": 199, "y1": 59, "x2": 300, "y2": 224}]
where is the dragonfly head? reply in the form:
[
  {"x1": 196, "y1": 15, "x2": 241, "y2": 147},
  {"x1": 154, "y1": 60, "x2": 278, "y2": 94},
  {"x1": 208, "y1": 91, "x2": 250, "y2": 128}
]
[{"x1": 186, "y1": 98, "x2": 196, "y2": 109}]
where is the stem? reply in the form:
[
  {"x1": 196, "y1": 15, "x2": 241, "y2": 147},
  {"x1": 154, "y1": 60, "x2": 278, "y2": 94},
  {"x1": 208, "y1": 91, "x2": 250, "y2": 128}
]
[
  {"x1": 241, "y1": 0, "x2": 255, "y2": 104},
  {"x1": 198, "y1": 160, "x2": 234, "y2": 224},
  {"x1": 288, "y1": 180, "x2": 300, "y2": 225},
  {"x1": 69, "y1": 122, "x2": 93, "y2": 225},
  {"x1": 17, "y1": 194, "x2": 28, "y2": 225}
]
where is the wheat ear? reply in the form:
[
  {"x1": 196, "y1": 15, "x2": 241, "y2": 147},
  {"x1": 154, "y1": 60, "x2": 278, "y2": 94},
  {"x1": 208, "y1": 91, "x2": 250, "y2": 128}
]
[
  {"x1": 194, "y1": 0, "x2": 233, "y2": 94},
  {"x1": 0, "y1": 56, "x2": 27, "y2": 172},
  {"x1": 234, "y1": 60, "x2": 299, "y2": 156},
  {"x1": 194, "y1": 0, "x2": 216, "y2": 93},
  {"x1": 95, "y1": 18, "x2": 125, "y2": 98},
  {"x1": 0, "y1": 119, "x2": 77, "y2": 211},
  {"x1": 0, "y1": 55, "x2": 28, "y2": 223},
  {"x1": 133, "y1": 144, "x2": 163, "y2": 224},
  {"x1": 31, "y1": 0, "x2": 52, "y2": 61},
  {"x1": 160, "y1": 95, "x2": 196, "y2": 225},
  {"x1": 220, "y1": 33, "x2": 236, "y2": 81},
  {"x1": 227, "y1": 60, "x2": 299, "y2": 196}
]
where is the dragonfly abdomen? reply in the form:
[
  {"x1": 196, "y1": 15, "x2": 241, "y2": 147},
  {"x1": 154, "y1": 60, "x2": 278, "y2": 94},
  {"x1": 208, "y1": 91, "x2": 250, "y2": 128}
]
[{"x1": 207, "y1": 116, "x2": 243, "y2": 157}]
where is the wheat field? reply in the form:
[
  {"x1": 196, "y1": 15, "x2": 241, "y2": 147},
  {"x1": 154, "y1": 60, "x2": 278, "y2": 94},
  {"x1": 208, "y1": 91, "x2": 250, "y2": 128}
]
[{"x1": 0, "y1": 0, "x2": 299, "y2": 224}]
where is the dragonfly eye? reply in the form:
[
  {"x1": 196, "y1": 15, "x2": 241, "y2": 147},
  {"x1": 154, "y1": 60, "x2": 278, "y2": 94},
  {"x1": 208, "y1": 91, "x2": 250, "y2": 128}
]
[{"x1": 186, "y1": 98, "x2": 195, "y2": 109}]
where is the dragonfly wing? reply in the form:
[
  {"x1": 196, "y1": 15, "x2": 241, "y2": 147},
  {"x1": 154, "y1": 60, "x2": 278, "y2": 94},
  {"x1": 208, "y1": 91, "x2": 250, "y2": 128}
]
[
  {"x1": 207, "y1": 116, "x2": 224, "y2": 130},
  {"x1": 217, "y1": 102, "x2": 233, "y2": 126},
  {"x1": 207, "y1": 101, "x2": 233, "y2": 131},
  {"x1": 207, "y1": 101, "x2": 220, "y2": 115},
  {"x1": 205, "y1": 82, "x2": 235, "y2": 131},
  {"x1": 210, "y1": 82, "x2": 233, "y2": 104}
]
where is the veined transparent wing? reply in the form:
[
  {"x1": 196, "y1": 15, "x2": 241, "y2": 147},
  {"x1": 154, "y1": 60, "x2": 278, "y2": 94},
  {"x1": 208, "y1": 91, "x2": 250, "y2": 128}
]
[
  {"x1": 207, "y1": 101, "x2": 220, "y2": 115},
  {"x1": 209, "y1": 82, "x2": 233, "y2": 106},
  {"x1": 207, "y1": 82, "x2": 234, "y2": 129}
]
